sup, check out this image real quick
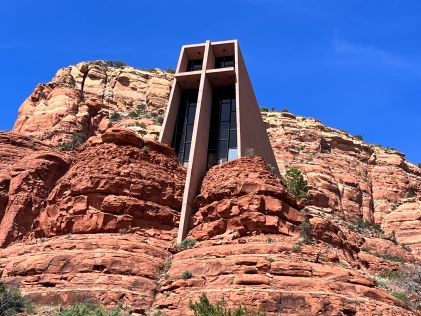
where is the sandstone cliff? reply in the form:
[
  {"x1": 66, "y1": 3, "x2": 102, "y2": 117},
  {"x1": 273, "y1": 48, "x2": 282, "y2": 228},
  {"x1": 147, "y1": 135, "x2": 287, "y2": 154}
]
[{"x1": 0, "y1": 61, "x2": 419, "y2": 314}]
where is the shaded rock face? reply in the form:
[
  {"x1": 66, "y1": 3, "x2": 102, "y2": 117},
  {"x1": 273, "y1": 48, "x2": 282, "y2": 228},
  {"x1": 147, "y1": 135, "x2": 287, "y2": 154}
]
[
  {"x1": 13, "y1": 61, "x2": 173, "y2": 145},
  {"x1": 262, "y1": 111, "x2": 421, "y2": 255},
  {"x1": 0, "y1": 132, "x2": 71, "y2": 247},
  {"x1": 0, "y1": 128, "x2": 186, "y2": 313},
  {"x1": 153, "y1": 158, "x2": 417, "y2": 315}
]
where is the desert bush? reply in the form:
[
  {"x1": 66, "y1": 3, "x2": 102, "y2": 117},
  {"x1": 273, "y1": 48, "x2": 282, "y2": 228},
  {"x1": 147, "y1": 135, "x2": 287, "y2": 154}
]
[
  {"x1": 56, "y1": 302, "x2": 123, "y2": 316},
  {"x1": 391, "y1": 290, "x2": 410, "y2": 305},
  {"x1": 181, "y1": 271, "x2": 193, "y2": 280},
  {"x1": 0, "y1": 282, "x2": 33, "y2": 315},
  {"x1": 347, "y1": 218, "x2": 383, "y2": 235},
  {"x1": 189, "y1": 293, "x2": 265, "y2": 316},
  {"x1": 177, "y1": 237, "x2": 197, "y2": 251},
  {"x1": 283, "y1": 167, "x2": 309, "y2": 199},
  {"x1": 106, "y1": 61, "x2": 127, "y2": 68},
  {"x1": 58, "y1": 131, "x2": 86, "y2": 151},
  {"x1": 300, "y1": 220, "x2": 312, "y2": 244},
  {"x1": 292, "y1": 242, "x2": 302, "y2": 253},
  {"x1": 166, "y1": 67, "x2": 176, "y2": 74},
  {"x1": 354, "y1": 135, "x2": 363, "y2": 141},
  {"x1": 109, "y1": 112, "x2": 123, "y2": 122},
  {"x1": 259, "y1": 107, "x2": 269, "y2": 112},
  {"x1": 281, "y1": 108, "x2": 289, "y2": 112},
  {"x1": 142, "y1": 146, "x2": 150, "y2": 154},
  {"x1": 406, "y1": 188, "x2": 417, "y2": 198},
  {"x1": 244, "y1": 148, "x2": 256, "y2": 156},
  {"x1": 417, "y1": 163, "x2": 421, "y2": 169}
]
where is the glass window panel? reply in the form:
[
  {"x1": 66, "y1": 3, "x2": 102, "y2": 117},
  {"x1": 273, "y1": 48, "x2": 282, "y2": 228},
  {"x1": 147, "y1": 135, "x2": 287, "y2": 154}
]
[
  {"x1": 218, "y1": 140, "x2": 228, "y2": 160},
  {"x1": 229, "y1": 130, "x2": 237, "y2": 148},
  {"x1": 231, "y1": 101, "x2": 236, "y2": 112},
  {"x1": 178, "y1": 151, "x2": 184, "y2": 162},
  {"x1": 228, "y1": 148, "x2": 238, "y2": 161},
  {"x1": 230, "y1": 113, "x2": 236, "y2": 128},
  {"x1": 187, "y1": 107, "x2": 196, "y2": 123},
  {"x1": 220, "y1": 102, "x2": 231, "y2": 121},
  {"x1": 184, "y1": 143, "x2": 191, "y2": 162},
  {"x1": 219, "y1": 122, "x2": 229, "y2": 140},
  {"x1": 186, "y1": 125, "x2": 193, "y2": 142}
]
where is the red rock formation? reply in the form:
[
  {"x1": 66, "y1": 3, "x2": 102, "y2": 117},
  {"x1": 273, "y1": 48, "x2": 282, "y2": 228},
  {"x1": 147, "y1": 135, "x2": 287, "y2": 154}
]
[
  {"x1": 153, "y1": 158, "x2": 418, "y2": 315},
  {"x1": 13, "y1": 61, "x2": 173, "y2": 145},
  {"x1": 262, "y1": 111, "x2": 421, "y2": 256},
  {"x1": 0, "y1": 128, "x2": 186, "y2": 313},
  {"x1": 190, "y1": 157, "x2": 303, "y2": 240},
  {"x1": 0, "y1": 132, "x2": 71, "y2": 247}
]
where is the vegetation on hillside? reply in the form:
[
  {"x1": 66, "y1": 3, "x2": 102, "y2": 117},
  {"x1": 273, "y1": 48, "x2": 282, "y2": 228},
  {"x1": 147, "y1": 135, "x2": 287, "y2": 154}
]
[{"x1": 283, "y1": 167, "x2": 309, "y2": 199}]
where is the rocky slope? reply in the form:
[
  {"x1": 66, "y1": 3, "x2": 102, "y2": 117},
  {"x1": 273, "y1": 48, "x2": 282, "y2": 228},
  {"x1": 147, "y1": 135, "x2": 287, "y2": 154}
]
[
  {"x1": 153, "y1": 157, "x2": 417, "y2": 315},
  {"x1": 0, "y1": 128, "x2": 186, "y2": 313},
  {"x1": 261, "y1": 111, "x2": 421, "y2": 256},
  {"x1": 0, "y1": 61, "x2": 419, "y2": 314}
]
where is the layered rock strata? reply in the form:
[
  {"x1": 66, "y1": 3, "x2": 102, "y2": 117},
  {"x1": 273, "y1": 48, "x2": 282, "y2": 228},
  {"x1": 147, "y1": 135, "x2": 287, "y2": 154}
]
[
  {"x1": 154, "y1": 157, "x2": 417, "y2": 315},
  {"x1": 0, "y1": 128, "x2": 186, "y2": 313}
]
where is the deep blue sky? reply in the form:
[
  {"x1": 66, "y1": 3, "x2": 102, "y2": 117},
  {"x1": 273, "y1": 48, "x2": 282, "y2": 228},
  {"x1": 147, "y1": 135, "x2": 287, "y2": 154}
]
[{"x1": 1, "y1": 0, "x2": 420, "y2": 163}]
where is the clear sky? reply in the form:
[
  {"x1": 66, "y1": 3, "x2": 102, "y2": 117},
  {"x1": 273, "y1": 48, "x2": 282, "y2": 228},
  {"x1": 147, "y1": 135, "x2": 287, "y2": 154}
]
[{"x1": 1, "y1": 0, "x2": 420, "y2": 163}]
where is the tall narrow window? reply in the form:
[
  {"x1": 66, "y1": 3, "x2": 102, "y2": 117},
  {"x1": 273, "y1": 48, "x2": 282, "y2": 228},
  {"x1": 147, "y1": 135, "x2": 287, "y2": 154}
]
[
  {"x1": 172, "y1": 90, "x2": 198, "y2": 166},
  {"x1": 207, "y1": 86, "x2": 237, "y2": 168}
]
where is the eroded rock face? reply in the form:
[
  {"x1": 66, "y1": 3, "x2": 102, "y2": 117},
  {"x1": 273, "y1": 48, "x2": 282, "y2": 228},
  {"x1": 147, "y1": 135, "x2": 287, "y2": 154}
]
[
  {"x1": 153, "y1": 158, "x2": 417, "y2": 315},
  {"x1": 191, "y1": 157, "x2": 303, "y2": 240},
  {"x1": 13, "y1": 61, "x2": 173, "y2": 145},
  {"x1": 0, "y1": 132, "x2": 71, "y2": 247},
  {"x1": 262, "y1": 111, "x2": 421, "y2": 255},
  {"x1": 0, "y1": 128, "x2": 186, "y2": 313}
]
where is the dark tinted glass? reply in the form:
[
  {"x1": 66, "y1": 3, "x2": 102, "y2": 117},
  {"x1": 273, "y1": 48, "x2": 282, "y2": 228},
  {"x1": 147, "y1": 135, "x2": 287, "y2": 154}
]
[
  {"x1": 218, "y1": 141, "x2": 228, "y2": 160},
  {"x1": 187, "y1": 59, "x2": 203, "y2": 71},
  {"x1": 186, "y1": 125, "x2": 193, "y2": 142},
  {"x1": 229, "y1": 130, "x2": 237, "y2": 147},
  {"x1": 221, "y1": 101, "x2": 231, "y2": 121},
  {"x1": 219, "y1": 122, "x2": 229, "y2": 140}
]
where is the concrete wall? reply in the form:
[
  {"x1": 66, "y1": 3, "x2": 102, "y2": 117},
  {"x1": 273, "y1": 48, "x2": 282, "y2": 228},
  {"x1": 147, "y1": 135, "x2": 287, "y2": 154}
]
[
  {"x1": 160, "y1": 40, "x2": 280, "y2": 242},
  {"x1": 235, "y1": 44, "x2": 280, "y2": 175}
]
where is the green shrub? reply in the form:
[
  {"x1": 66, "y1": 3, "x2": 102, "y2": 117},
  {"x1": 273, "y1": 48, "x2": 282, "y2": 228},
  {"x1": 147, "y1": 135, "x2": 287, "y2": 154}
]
[
  {"x1": 354, "y1": 135, "x2": 363, "y2": 141},
  {"x1": 244, "y1": 148, "x2": 256, "y2": 156},
  {"x1": 106, "y1": 61, "x2": 127, "y2": 68},
  {"x1": 372, "y1": 252, "x2": 405, "y2": 263},
  {"x1": 259, "y1": 107, "x2": 269, "y2": 112},
  {"x1": 379, "y1": 270, "x2": 403, "y2": 280},
  {"x1": 300, "y1": 220, "x2": 312, "y2": 244},
  {"x1": 391, "y1": 290, "x2": 410, "y2": 304},
  {"x1": 177, "y1": 237, "x2": 197, "y2": 251},
  {"x1": 347, "y1": 218, "x2": 383, "y2": 235},
  {"x1": 189, "y1": 293, "x2": 246, "y2": 316},
  {"x1": 283, "y1": 167, "x2": 309, "y2": 199},
  {"x1": 266, "y1": 257, "x2": 275, "y2": 263},
  {"x1": 139, "y1": 122, "x2": 147, "y2": 129},
  {"x1": 281, "y1": 108, "x2": 289, "y2": 112},
  {"x1": 166, "y1": 67, "x2": 176, "y2": 74},
  {"x1": 109, "y1": 112, "x2": 123, "y2": 122},
  {"x1": 0, "y1": 282, "x2": 33, "y2": 315},
  {"x1": 406, "y1": 188, "x2": 417, "y2": 198},
  {"x1": 181, "y1": 271, "x2": 193, "y2": 280},
  {"x1": 417, "y1": 163, "x2": 421, "y2": 169},
  {"x1": 142, "y1": 146, "x2": 150, "y2": 154},
  {"x1": 58, "y1": 131, "x2": 86, "y2": 151},
  {"x1": 56, "y1": 302, "x2": 123, "y2": 316},
  {"x1": 291, "y1": 243, "x2": 302, "y2": 253}
]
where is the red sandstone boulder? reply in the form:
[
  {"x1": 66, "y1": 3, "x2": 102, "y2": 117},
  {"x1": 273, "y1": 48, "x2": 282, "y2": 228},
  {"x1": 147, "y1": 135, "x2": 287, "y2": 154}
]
[
  {"x1": 190, "y1": 157, "x2": 303, "y2": 240},
  {"x1": 0, "y1": 132, "x2": 71, "y2": 247}
]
